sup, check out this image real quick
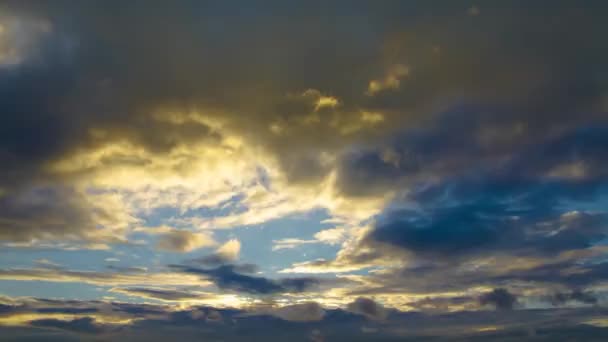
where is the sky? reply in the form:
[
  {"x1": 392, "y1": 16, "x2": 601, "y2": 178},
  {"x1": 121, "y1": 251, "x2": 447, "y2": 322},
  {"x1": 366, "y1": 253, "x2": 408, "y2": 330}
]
[{"x1": 0, "y1": 1, "x2": 608, "y2": 341}]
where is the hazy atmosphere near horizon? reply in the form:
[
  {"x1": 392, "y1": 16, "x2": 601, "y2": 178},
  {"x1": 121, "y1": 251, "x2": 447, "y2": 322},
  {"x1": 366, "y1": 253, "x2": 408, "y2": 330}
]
[{"x1": 1, "y1": 1, "x2": 608, "y2": 341}]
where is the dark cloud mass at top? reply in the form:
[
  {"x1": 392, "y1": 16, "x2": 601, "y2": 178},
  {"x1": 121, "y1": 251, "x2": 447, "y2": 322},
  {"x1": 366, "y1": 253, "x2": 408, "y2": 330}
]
[{"x1": 0, "y1": 0, "x2": 608, "y2": 340}]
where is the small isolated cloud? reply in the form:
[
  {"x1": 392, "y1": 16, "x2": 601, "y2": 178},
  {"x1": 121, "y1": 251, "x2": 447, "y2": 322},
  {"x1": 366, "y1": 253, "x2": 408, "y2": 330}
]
[
  {"x1": 346, "y1": 297, "x2": 389, "y2": 321},
  {"x1": 314, "y1": 227, "x2": 347, "y2": 245},
  {"x1": 272, "y1": 238, "x2": 317, "y2": 251},
  {"x1": 156, "y1": 230, "x2": 215, "y2": 253},
  {"x1": 34, "y1": 259, "x2": 60, "y2": 268},
  {"x1": 192, "y1": 239, "x2": 240, "y2": 265},
  {"x1": 273, "y1": 228, "x2": 347, "y2": 251},
  {"x1": 366, "y1": 64, "x2": 409, "y2": 95},
  {"x1": 479, "y1": 288, "x2": 517, "y2": 310}
]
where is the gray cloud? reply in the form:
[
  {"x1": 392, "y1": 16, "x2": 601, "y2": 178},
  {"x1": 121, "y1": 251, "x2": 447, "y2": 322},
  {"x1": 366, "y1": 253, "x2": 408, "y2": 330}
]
[
  {"x1": 0, "y1": 296, "x2": 607, "y2": 341},
  {"x1": 260, "y1": 302, "x2": 325, "y2": 322},
  {"x1": 29, "y1": 317, "x2": 104, "y2": 334},
  {"x1": 479, "y1": 288, "x2": 517, "y2": 311},
  {"x1": 346, "y1": 297, "x2": 389, "y2": 321},
  {"x1": 110, "y1": 287, "x2": 211, "y2": 302},
  {"x1": 549, "y1": 290, "x2": 598, "y2": 306},
  {"x1": 170, "y1": 264, "x2": 320, "y2": 295},
  {"x1": 155, "y1": 230, "x2": 215, "y2": 253}
]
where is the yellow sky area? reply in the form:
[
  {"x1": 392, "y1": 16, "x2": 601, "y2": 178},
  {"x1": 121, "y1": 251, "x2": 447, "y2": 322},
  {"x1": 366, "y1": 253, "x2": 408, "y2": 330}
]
[
  {"x1": 584, "y1": 318, "x2": 608, "y2": 327},
  {"x1": 0, "y1": 269, "x2": 214, "y2": 288},
  {"x1": 0, "y1": 312, "x2": 135, "y2": 326},
  {"x1": 109, "y1": 288, "x2": 250, "y2": 308}
]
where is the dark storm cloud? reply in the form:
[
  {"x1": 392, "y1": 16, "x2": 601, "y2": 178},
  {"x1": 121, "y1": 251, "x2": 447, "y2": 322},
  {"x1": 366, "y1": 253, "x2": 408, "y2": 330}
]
[
  {"x1": 340, "y1": 118, "x2": 608, "y2": 268},
  {"x1": 366, "y1": 187, "x2": 607, "y2": 260},
  {"x1": 479, "y1": 288, "x2": 517, "y2": 310},
  {"x1": 170, "y1": 264, "x2": 319, "y2": 295},
  {"x1": 337, "y1": 116, "x2": 608, "y2": 199}
]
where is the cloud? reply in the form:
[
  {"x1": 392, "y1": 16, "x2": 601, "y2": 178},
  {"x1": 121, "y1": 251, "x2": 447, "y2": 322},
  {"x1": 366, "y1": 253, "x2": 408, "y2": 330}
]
[
  {"x1": 34, "y1": 259, "x2": 61, "y2": 268},
  {"x1": 156, "y1": 230, "x2": 216, "y2": 253},
  {"x1": 305, "y1": 120, "x2": 608, "y2": 296},
  {"x1": 346, "y1": 297, "x2": 389, "y2": 321},
  {"x1": 0, "y1": 266, "x2": 212, "y2": 287},
  {"x1": 479, "y1": 289, "x2": 517, "y2": 311},
  {"x1": 1, "y1": 295, "x2": 608, "y2": 341},
  {"x1": 406, "y1": 295, "x2": 479, "y2": 313},
  {"x1": 314, "y1": 227, "x2": 347, "y2": 245},
  {"x1": 1, "y1": 1, "x2": 604, "y2": 247},
  {"x1": 0, "y1": 186, "x2": 136, "y2": 245},
  {"x1": 36, "y1": 307, "x2": 98, "y2": 315},
  {"x1": 110, "y1": 287, "x2": 212, "y2": 302},
  {"x1": 0, "y1": 1, "x2": 603, "y2": 259},
  {"x1": 29, "y1": 317, "x2": 104, "y2": 334},
  {"x1": 366, "y1": 64, "x2": 409, "y2": 95},
  {"x1": 273, "y1": 228, "x2": 348, "y2": 251},
  {"x1": 272, "y1": 238, "x2": 317, "y2": 251},
  {"x1": 0, "y1": 3, "x2": 606, "y2": 337},
  {"x1": 192, "y1": 239, "x2": 240, "y2": 265},
  {"x1": 549, "y1": 290, "x2": 598, "y2": 306},
  {"x1": 251, "y1": 302, "x2": 325, "y2": 322},
  {"x1": 170, "y1": 264, "x2": 320, "y2": 295}
]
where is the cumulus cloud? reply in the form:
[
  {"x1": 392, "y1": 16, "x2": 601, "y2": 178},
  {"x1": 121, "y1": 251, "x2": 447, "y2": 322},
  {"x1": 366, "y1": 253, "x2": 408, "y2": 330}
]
[
  {"x1": 156, "y1": 230, "x2": 216, "y2": 253},
  {"x1": 346, "y1": 297, "x2": 389, "y2": 321},
  {"x1": 192, "y1": 239, "x2": 240, "y2": 265}
]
